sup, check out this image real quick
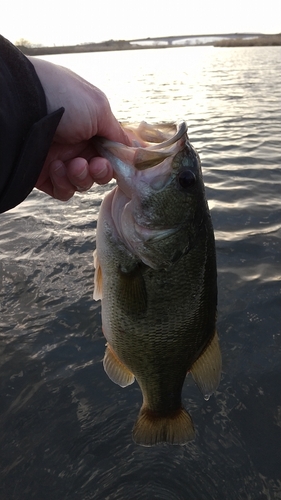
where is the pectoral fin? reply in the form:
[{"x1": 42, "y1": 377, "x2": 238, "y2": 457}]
[
  {"x1": 118, "y1": 264, "x2": 147, "y2": 316},
  {"x1": 190, "y1": 331, "x2": 222, "y2": 400},
  {"x1": 103, "y1": 344, "x2": 135, "y2": 388},
  {"x1": 93, "y1": 249, "x2": 103, "y2": 300}
]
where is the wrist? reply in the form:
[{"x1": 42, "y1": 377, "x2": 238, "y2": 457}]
[{"x1": 28, "y1": 56, "x2": 70, "y2": 117}]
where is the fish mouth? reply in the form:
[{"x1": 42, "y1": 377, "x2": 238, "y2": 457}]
[
  {"x1": 133, "y1": 121, "x2": 188, "y2": 170},
  {"x1": 92, "y1": 122, "x2": 189, "y2": 203},
  {"x1": 92, "y1": 121, "x2": 188, "y2": 174}
]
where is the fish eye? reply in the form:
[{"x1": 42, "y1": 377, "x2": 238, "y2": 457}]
[{"x1": 177, "y1": 170, "x2": 196, "y2": 190}]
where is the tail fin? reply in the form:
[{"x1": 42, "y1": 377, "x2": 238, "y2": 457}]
[{"x1": 132, "y1": 406, "x2": 195, "y2": 447}]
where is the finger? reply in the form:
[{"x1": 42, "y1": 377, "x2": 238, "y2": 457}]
[
  {"x1": 104, "y1": 117, "x2": 131, "y2": 146},
  {"x1": 35, "y1": 178, "x2": 54, "y2": 197},
  {"x1": 50, "y1": 160, "x2": 76, "y2": 200},
  {"x1": 95, "y1": 93, "x2": 131, "y2": 145},
  {"x1": 65, "y1": 157, "x2": 94, "y2": 191},
  {"x1": 88, "y1": 157, "x2": 113, "y2": 185}
]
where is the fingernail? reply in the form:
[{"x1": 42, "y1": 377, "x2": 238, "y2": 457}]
[
  {"x1": 53, "y1": 162, "x2": 66, "y2": 178},
  {"x1": 76, "y1": 166, "x2": 88, "y2": 180},
  {"x1": 95, "y1": 164, "x2": 108, "y2": 178}
]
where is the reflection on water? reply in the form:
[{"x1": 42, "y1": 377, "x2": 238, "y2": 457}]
[{"x1": 0, "y1": 46, "x2": 281, "y2": 499}]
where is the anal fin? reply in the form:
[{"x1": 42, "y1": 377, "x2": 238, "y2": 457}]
[
  {"x1": 103, "y1": 344, "x2": 135, "y2": 388},
  {"x1": 190, "y1": 331, "x2": 222, "y2": 400}
]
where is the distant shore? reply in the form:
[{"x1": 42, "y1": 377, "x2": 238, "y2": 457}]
[
  {"x1": 18, "y1": 34, "x2": 281, "y2": 56},
  {"x1": 214, "y1": 34, "x2": 281, "y2": 47}
]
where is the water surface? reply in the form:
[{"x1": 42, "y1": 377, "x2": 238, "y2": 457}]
[{"x1": 0, "y1": 46, "x2": 281, "y2": 499}]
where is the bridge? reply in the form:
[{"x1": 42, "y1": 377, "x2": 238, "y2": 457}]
[{"x1": 129, "y1": 33, "x2": 262, "y2": 46}]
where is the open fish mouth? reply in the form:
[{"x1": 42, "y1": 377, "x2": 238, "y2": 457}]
[
  {"x1": 92, "y1": 121, "x2": 190, "y2": 206},
  {"x1": 92, "y1": 121, "x2": 188, "y2": 174},
  {"x1": 133, "y1": 121, "x2": 188, "y2": 170}
]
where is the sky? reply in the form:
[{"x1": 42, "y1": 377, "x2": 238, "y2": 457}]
[{"x1": 1, "y1": 0, "x2": 280, "y2": 47}]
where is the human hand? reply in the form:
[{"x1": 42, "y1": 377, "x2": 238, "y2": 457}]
[{"x1": 29, "y1": 57, "x2": 129, "y2": 200}]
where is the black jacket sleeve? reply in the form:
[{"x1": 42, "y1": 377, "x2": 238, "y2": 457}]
[{"x1": 0, "y1": 35, "x2": 64, "y2": 213}]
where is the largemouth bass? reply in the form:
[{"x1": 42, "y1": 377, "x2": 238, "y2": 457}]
[{"x1": 93, "y1": 122, "x2": 221, "y2": 446}]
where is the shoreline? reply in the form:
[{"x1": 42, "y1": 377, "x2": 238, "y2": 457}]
[{"x1": 18, "y1": 34, "x2": 281, "y2": 56}]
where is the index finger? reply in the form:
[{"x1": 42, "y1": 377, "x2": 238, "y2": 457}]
[{"x1": 94, "y1": 93, "x2": 130, "y2": 145}]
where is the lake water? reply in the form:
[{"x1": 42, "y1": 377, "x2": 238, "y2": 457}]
[{"x1": 0, "y1": 46, "x2": 281, "y2": 499}]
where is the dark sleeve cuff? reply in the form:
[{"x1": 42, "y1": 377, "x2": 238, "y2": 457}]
[{"x1": 0, "y1": 108, "x2": 64, "y2": 213}]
